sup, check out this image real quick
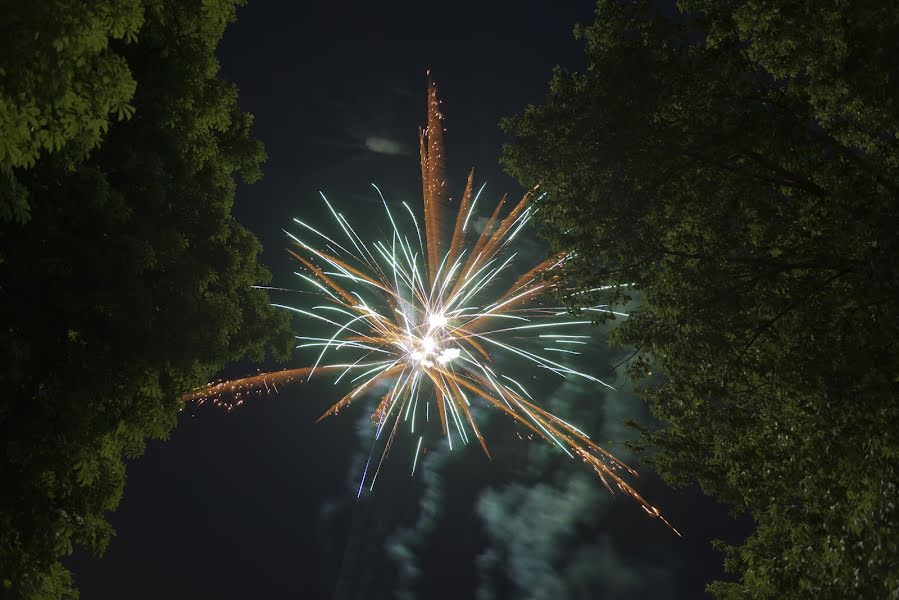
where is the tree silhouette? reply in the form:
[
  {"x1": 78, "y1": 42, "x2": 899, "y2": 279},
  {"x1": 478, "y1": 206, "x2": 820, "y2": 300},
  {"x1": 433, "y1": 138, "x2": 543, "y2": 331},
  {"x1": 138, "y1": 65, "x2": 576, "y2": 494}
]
[
  {"x1": 502, "y1": 1, "x2": 898, "y2": 597},
  {"x1": 0, "y1": 1, "x2": 292, "y2": 597}
]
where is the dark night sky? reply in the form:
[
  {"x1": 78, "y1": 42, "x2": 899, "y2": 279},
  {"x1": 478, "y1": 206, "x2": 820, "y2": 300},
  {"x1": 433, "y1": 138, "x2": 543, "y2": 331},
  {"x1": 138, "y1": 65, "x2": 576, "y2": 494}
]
[{"x1": 68, "y1": 2, "x2": 749, "y2": 598}]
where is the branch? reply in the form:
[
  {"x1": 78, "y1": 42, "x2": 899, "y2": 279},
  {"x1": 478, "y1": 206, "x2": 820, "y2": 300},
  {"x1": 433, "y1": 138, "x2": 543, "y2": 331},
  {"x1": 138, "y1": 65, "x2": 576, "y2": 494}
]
[{"x1": 739, "y1": 268, "x2": 852, "y2": 355}]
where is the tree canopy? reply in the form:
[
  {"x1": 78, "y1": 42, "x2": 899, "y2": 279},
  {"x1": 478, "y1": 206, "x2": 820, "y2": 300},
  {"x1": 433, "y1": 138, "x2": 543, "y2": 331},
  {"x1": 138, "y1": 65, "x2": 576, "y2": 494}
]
[
  {"x1": 0, "y1": 1, "x2": 292, "y2": 598},
  {"x1": 502, "y1": 1, "x2": 898, "y2": 598}
]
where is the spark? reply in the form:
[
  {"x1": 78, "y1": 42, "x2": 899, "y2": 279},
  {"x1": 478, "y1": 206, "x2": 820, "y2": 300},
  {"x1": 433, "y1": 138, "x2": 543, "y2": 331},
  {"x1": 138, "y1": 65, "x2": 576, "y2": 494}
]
[
  {"x1": 412, "y1": 436, "x2": 424, "y2": 475},
  {"x1": 184, "y1": 78, "x2": 676, "y2": 534}
]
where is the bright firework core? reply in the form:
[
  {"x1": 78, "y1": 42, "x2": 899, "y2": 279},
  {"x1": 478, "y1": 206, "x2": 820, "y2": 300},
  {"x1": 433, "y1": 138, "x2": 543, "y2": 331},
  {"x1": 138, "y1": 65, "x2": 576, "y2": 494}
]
[{"x1": 406, "y1": 312, "x2": 458, "y2": 368}]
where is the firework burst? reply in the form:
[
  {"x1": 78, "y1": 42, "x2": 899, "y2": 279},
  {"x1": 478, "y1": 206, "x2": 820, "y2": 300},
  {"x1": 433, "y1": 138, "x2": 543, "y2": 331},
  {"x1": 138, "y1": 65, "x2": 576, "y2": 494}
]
[{"x1": 187, "y1": 78, "x2": 676, "y2": 533}]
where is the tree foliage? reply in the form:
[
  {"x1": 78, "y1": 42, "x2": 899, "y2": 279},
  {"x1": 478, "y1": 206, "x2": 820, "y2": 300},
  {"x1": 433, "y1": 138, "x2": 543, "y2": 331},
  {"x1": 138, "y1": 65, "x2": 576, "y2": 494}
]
[
  {"x1": 0, "y1": 0, "x2": 145, "y2": 223},
  {"x1": 0, "y1": 1, "x2": 293, "y2": 598},
  {"x1": 502, "y1": 1, "x2": 898, "y2": 598}
]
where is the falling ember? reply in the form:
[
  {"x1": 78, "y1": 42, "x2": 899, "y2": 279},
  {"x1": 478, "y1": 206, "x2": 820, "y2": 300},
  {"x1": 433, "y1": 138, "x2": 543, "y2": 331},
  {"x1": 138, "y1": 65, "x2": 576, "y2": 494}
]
[{"x1": 185, "y1": 77, "x2": 677, "y2": 534}]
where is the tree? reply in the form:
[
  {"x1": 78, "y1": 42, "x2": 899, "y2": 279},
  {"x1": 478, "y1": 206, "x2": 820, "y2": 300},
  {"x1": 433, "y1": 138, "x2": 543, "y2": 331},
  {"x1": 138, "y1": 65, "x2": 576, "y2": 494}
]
[
  {"x1": 0, "y1": 0, "x2": 143, "y2": 224},
  {"x1": 0, "y1": 1, "x2": 293, "y2": 598},
  {"x1": 501, "y1": 1, "x2": 898, "y2": 598}
]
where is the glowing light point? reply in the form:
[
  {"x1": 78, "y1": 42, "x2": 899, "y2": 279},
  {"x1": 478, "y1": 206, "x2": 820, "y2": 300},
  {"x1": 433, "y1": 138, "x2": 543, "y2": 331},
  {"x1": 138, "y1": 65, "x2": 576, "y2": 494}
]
[
  {"x1": 428, "y1": 313, "x2": 448, "y2": 329},
  {"x1": 437, "y1": 347, "x2": 461, "y2": 364}
]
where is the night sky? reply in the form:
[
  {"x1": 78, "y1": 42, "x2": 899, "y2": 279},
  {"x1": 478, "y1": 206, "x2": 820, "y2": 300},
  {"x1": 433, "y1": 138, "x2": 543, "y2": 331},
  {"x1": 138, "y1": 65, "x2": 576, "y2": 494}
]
[{"x1": 68, "y1": 2, "x2": 748, "y2": 598}]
